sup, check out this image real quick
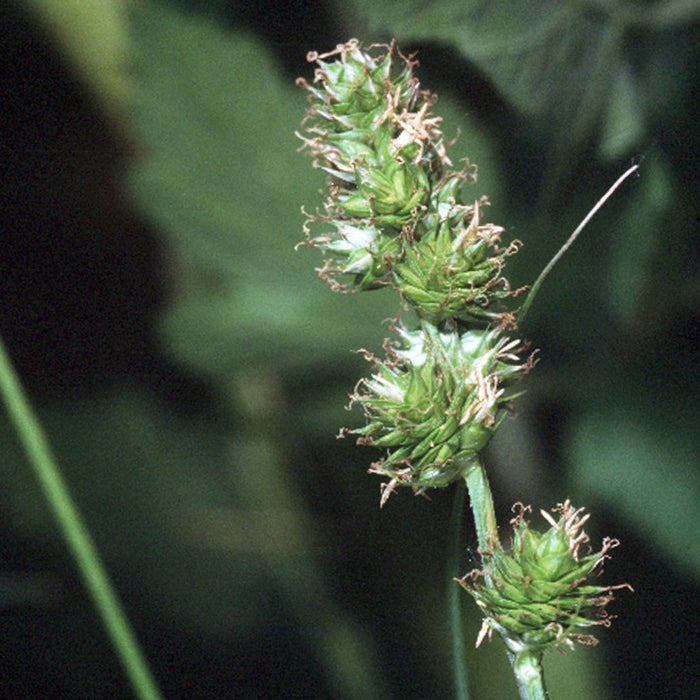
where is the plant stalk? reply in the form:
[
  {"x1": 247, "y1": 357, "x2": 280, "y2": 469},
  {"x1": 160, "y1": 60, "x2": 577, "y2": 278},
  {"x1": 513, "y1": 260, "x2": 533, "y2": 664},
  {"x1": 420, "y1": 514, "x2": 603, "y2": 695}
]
[
  {"x1": 447, "y1": 479, "x2": 471, "y2": 700},
  {"x1": 462, "y1": 455, "x2": 501, "y2": 552},
  {"x1": 0, "y1": 335, "x2": 162, "y2": 700},
  {"x1": 509, "y1": 648, "x2": 549, "y2": 700}
]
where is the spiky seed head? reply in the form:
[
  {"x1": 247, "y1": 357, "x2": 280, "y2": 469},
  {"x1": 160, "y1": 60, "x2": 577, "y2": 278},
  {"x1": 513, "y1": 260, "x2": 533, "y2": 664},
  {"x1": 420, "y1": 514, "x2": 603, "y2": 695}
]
[
  {"x1": 456, "y1": 502, "x2": 633, "y2": 652},
  {"x1": 297, "y1": 40, "x2": 523, "y2": 325},
  {"x1": 346, "y1": 322, "x2": 534, "y2": 500},
  {"x1": 297, "y1": 39, "x2": 453, "y2": 290}
]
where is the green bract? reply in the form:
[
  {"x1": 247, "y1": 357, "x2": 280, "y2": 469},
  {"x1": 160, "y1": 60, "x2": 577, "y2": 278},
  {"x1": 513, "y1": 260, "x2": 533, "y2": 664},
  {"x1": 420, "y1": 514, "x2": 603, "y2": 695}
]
[{"x1": 457, "y1": 502, "x2": 632, "y2": 652}]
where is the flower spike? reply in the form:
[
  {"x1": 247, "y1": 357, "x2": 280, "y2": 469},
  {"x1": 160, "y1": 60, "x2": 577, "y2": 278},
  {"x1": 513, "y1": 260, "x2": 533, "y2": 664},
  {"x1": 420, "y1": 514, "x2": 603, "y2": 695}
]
[
  {"x1": 297, "y1": 38, "x2": 632, "y2": 696},
  {"x1": 456, "y1": 502, "x2": 633, "y2": 653},
  {"x1": 347, "y1": 322, "x2": 534, "y2": 496},
  {"x1": 297, "y1": 38, "x2": 520, "y2": 321}
]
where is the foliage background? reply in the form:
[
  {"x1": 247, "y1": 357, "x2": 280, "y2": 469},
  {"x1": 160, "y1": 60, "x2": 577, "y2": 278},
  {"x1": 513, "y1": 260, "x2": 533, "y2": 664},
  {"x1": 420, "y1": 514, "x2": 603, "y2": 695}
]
[{"x1": 1, "y1": 0, "x2": 698, "y2": 697}]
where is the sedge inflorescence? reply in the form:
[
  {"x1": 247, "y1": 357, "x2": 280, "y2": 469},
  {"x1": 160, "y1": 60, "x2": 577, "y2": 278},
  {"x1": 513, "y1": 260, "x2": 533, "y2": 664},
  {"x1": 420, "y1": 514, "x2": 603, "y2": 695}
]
[
  {"x1": 296, "y1": 37, "x2": 630, "y2": 662},
  {"x1": 297, "y1": 39, "x2": 534, "y2": 501},
  {"x1": 457, "y1": 502, "x2": 633, "y2": 653}
]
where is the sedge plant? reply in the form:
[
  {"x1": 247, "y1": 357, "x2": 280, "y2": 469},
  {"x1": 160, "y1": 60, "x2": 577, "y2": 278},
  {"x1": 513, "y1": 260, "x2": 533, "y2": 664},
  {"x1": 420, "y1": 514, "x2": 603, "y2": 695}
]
[{"x1": 296, "y1": 39, "x2": 633, "y2": 699}]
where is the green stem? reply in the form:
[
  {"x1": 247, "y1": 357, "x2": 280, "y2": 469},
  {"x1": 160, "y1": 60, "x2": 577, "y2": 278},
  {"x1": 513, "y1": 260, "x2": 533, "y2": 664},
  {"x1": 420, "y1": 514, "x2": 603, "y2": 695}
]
[
  {"x1": 0, "y1": 335, "x2": 162, "y2": 700},
  {"x1": 509, "y1": 649, "x2": 549, "y2": 700},
  {"x1": 461, "y1": 455, "x2": 501, "y2": 552},
  {"x1": 447, "y1": 479, "x2": 470, "y2": 700}
]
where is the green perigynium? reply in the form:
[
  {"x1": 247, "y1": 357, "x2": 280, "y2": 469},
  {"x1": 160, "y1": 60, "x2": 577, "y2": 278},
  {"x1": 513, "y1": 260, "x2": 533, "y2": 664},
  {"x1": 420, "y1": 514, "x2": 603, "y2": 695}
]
[{"x1": 457, "y1": 502, "x2": 633, "y2": 653}]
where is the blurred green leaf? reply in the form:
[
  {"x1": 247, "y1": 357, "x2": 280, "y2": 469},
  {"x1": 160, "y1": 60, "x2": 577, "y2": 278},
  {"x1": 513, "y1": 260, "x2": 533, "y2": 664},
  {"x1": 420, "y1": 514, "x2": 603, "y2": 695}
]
[
  {"x1": 354, "y1": 0, "x2": 613, "y2": 115},
  {"x1": 0, "y1": 386, "x2": 271, "y2": 636},
  {"x1": 25, "y1": 0, "x2": 131, "y2": 119},
  {"x1": 348, "y1": 0, "x2": 698, "y2": 157},
  {"x1": 604, "y1": 152, "x2": 673, "y2": 327},
  {"x1": 567, "y1": 402, "x2": 700, "y2": 579},
  {"x1": 598, "y1": 60, "x2": 646, "y2": 160},
  {"x1": 0, "y1": 378, "x2": 391, "y2": 696}
]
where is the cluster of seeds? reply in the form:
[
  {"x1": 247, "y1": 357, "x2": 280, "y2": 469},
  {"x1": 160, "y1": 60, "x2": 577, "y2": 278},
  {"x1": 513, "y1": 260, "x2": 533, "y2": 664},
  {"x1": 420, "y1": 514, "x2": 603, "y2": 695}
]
[{"x1": 457, "y1": 502, "x2": 632, "y2": 651}]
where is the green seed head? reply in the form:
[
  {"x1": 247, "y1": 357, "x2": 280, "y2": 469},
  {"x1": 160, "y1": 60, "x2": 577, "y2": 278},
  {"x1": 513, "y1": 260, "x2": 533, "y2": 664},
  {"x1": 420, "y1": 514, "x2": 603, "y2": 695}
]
[
  {"x1": 299, "y1": 39, "x2": 415, "y2": 128},
  {"x1": 297, "y1": 39, "x2": 522, "y2": 324},
  {"x1": 393, "y1": 179, "x2": 523, "y2": 324},
  {"x1": 347, "y1": 323, "x2": 533, "y2": 500},
  {"x1": 457, "y1": 502, "x2": 632, "y2": 652},
  {"x1": 297, "y1": 39, "x2": 453, "y2": 290}
]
